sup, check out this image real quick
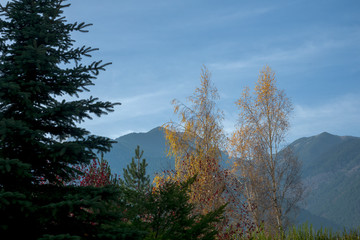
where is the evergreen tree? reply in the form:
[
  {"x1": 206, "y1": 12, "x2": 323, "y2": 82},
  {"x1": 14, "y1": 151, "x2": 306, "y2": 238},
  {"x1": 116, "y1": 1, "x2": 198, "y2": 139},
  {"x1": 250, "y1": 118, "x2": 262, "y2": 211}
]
[
  {"x1": 147, "y1": 176, "x2": 226, "y2": 240},
  {"x1": 0, "y1": 1, "x2": 135, "y2": 238},
  {"x1": 119, "y1": 145, "x2": 151, "y2": 234},
  {"x1": 121, "y1": 145, "x2": 151, "y2": 193},
  {"x1": 120, "y1": 146, "x2": 225, "y2": 240}
]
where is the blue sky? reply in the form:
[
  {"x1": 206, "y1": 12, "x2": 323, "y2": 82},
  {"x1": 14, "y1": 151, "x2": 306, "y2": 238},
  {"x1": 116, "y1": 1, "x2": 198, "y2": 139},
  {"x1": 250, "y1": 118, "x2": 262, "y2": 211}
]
[{"x1": 65, "y1": 0, "x2": 360, "y2": 142}]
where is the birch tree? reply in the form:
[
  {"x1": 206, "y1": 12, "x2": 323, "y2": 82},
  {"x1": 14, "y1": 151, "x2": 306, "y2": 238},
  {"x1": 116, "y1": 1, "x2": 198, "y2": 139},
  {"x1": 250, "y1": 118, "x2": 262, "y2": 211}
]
[
  {"x1": 162, "y1": 66, "x2": 226, "y2": 215},
  {"x1": 155, "y1": 67, "x2": 255, "y2": 238},
  {"x1": 229, "y1": 66, "x2": 304, "y2": 235}
]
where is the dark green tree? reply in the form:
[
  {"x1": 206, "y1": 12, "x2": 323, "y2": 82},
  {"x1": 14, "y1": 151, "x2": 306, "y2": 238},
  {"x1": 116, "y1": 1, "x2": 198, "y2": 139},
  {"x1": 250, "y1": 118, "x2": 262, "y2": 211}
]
[
  {"x1": 119, "y1": 146, "x2": 225, "y2": 240},
  {"x1": 0, "y1": 0, "x2": 137, "y2": 239},
  {"x1": 121, "y1": 145, "x2": 151, "y2": 193},
  {"x1": 147, "y1": 176, "x2": 226, "y2": 240},
  {"x1": 119, "y1": 145, "x2": 151, "y2": 235}
]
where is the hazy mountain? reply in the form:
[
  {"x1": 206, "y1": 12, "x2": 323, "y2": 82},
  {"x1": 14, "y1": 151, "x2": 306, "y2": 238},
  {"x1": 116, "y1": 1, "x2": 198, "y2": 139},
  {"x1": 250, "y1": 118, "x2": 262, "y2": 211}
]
[
  {"x1": 296, "y1": 208, "x2": 343, "y2": 231},
  {"x1": 104, "y1": 127, "x2": 174, "y2": 180},
  {"x1": 105, "y1": 126, "x2": 229, "y2": 179},
  {"x1": 105, "y1": 128, "x2": 360, "y2": 230},
  {"x1": 290, "y1": 132, "x2": 360, "y2": 230}
]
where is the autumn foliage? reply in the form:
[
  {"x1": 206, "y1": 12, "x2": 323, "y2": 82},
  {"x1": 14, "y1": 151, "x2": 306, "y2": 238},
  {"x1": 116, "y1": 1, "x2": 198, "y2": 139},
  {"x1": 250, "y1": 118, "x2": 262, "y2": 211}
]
[
  {"x1": 0, "y1": 0, "x2": 311, "y2": 238},
  {"x1": 161, "y1": 67, "x2": 225, "y2": 212},
  {"x1": 229, "y1": 66, "x2": 304, "y2": 236},
  {"x1": 79, "y1": 154, "x2": 119, "y2": 187},
  {"x1": 155, "y1": 67, "x2": 255, "y2": 238}
]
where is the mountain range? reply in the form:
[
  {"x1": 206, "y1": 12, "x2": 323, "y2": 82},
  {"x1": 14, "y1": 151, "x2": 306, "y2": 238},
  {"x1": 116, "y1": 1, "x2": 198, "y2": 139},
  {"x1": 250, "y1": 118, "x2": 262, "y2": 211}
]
[
  {"x1": 103, "y1": 127, "x2": 360, "y2": 230},
  {"x1": 104, "y1": 127, "x2": 174, "y2": 180},
  {"x1": 290, "y1": 132, "x2": 360, "y2": 230}
]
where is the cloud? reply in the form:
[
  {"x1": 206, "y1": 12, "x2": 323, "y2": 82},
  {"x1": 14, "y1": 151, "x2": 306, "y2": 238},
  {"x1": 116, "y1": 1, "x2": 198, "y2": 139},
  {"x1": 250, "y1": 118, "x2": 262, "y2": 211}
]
[
  {"x1": 167, "y1": 5, "x2": 276, "y2": 31},
  {"x1": 77, "y1": 89, "x2": 178, "y2": 138},
  {"x1": 208, "y1": 23, "x2": 360, "y2": 77},
  {"x1": 119, "y1": 90, "x2": 170, "y2": 106},
  {"x1": 84, "y1": 90, "x2": 172, "y2": 124},
  {"x1": 219, "y1": 93, "x2": 360, "y2": 143},
  {"x1": 206, "y1": 6, "x2": 276, "y2": 26},
  {"x1": 209, "y1": 38, "x2": 349, "y2": 72},
  {"x1": 289, "y1": 94, "x2": 360, "y2": 141}
]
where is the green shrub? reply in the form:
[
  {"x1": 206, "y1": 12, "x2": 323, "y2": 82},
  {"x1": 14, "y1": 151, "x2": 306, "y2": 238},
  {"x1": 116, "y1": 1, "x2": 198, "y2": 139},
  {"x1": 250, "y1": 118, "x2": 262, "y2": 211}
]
[{"x1": 230, "y1": 223, "x2": 360, "y2": 240}]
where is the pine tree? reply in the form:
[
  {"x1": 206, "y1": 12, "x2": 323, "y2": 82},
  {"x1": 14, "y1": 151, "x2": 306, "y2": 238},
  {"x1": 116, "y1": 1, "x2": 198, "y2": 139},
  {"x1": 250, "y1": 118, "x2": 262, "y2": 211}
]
[
  {"x1": 119, "y1": 146, "x2": 225, "y2": 240},
  {"x1": 119, "y1": 145, "x2": 151, "y2": 234},
  {"x1": 147, "y1": 176, "x2": 225, "y2": 240},
  {"x1": 121, "y1": 145, "x2": 151, "y2": 193},
  {"x1": 0, "y1": 1, "x2": 135, "y2": 239}
]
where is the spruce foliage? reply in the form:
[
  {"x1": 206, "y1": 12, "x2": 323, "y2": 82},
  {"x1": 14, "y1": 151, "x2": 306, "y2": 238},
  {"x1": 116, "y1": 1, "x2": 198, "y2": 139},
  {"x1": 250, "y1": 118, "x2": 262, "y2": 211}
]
[
  {"x1": 119, "y1": 146, "x2": 225, "y2": 239},
  {"x1": 0, "y1": 0, "x2": 124, "y2": 238},
  {"x1": 121, "y1": 145, "x2": 151, "y2": 193},
  {"x1": 147, "y1": 176, "x2": 226, "y2": 240},
  {"x1": 0, "y1": 1, "x2": 225, "y2": 238}
]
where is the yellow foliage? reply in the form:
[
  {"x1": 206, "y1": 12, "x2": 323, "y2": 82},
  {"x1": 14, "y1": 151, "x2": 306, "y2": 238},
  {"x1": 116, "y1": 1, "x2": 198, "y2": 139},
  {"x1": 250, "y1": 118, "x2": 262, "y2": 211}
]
[
  {"x1": 153, "y1": 66, "x2": 259, "y2": 235},
  {"x1": 161, "y1": 66, "x2": 226, "y2": 215},
  {"x1": 152, "y1": 170, "x2": 177, "y2": 190},
  {"x1": 229, "y1": 65, "x2": 302, "y2": 236}
]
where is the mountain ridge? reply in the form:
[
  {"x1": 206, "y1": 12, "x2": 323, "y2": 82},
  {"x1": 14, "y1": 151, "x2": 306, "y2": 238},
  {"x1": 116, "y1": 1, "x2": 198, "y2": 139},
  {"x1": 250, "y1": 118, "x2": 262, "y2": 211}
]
[
  {"x1": 105, "y1": 127, "x2": 360, "y2": 230},
  {"x1": 288, "y1": 132, "x2": 360, "y2": 229},
  {"x1": 104, "y1": 127, "x2": 173, "y2": 179}
]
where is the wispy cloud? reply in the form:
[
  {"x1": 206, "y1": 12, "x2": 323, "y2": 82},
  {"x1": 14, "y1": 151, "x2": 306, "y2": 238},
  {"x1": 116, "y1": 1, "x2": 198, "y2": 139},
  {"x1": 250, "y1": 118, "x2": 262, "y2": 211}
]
[
  {"x1": 221, "y1": 93, "x2": 360, "y2": 143},
  {"x1": 170, "y1": 5, "x2": 276, "y2": 31},
  {"x1": 78, "y1": 89, "x2": 175, "y2": 138},
  {"x1": 289, "y1": 94, "x2": 360, "y2": 141},
  {"x1": 67, "y1": 1, "x2": 359, "y2": 141},
  {"x1": 207, "y1": 6, "x2": 276, "y2": 26},
  {"x1": 209, "y1": 38, "x2": 350, "y2": 72}
]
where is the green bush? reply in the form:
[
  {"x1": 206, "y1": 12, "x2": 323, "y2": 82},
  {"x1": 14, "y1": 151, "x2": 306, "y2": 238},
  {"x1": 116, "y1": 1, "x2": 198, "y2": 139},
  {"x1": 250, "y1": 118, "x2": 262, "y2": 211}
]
[{"x1": 231, "y1": 223, "x2": 360, "y2": 240}]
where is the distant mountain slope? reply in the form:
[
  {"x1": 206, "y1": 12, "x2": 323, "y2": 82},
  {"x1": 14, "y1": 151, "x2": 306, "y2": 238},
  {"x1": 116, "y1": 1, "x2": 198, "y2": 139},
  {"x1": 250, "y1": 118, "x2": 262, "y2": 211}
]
[
  {"x1": 290, "y1": 132, "x2": 360, "y2": 229},
  {"x1": 105, "y1": 128, "x2": 360, "y2": 230},
  {"x1": 296, "y1": 208, "x2": 343, "y2": 231},
  {"x1": 104, "y1": 127, "x2": 174, "y2": 180},
  {"x1": 105, "y1": 126, "x2": 230, "y2": 179}
]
